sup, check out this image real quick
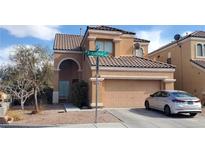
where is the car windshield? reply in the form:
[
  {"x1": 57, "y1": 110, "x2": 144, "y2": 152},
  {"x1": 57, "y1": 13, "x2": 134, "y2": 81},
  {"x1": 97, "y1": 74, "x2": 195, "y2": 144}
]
[{"x1": 171, "y1": 92, "x2": 194, "y2": 97}]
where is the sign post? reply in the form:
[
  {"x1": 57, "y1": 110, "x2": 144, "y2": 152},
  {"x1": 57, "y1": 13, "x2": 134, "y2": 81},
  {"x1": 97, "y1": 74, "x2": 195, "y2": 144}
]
[{"x1": 85, "y1": 47, "x2": 108, "y2": 123}]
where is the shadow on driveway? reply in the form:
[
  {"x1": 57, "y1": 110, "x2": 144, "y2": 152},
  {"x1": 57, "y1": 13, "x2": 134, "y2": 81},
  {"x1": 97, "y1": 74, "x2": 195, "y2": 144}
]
[{"x1": 129, "y1": 108, "x2": 192, "y2": 119}]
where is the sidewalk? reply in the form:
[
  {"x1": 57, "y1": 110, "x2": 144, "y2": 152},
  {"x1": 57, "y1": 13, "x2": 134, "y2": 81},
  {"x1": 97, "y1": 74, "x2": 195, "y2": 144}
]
[{"x1": 0, "y1": 122, "x2": 127, "y2": 128}]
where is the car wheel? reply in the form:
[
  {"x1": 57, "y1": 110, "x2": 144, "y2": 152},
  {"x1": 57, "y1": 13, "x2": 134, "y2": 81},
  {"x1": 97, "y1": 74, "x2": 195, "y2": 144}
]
[
  {"x1": 145, "y1": 101, "x2": 150, "y2": 110},
  {"x1": 189, "y1": 113, "x2": 197, "y2": 117},
  {"x1": 164, "y1": 105, "x2": 171, "y2": 116}
]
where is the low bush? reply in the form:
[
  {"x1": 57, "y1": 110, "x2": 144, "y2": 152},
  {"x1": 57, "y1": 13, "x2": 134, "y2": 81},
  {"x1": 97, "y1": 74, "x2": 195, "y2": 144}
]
[
  {"x1": 71, "y1": 80, "x2": 89, "y2": 108},
  {"x1": 7, "y1": 110, "x2": 23, "y2": 121}
]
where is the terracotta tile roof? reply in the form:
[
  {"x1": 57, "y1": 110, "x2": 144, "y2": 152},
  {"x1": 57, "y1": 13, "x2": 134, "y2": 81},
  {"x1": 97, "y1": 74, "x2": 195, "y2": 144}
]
[
  {"x1": 134, "y1": 38, "x2": 150, "y2": 43},
  {"x1": 88, "y1": 56, "x2": 175, "y2": 69},
  {"x1": 191, "y1": 59, "x2": 205, "y2": 69},
  {"x1": 190, "y1": 31, "x2": 205, "y2": 38},
  {"x1": 53, "y1": 34, "x2": 83, "y2": 51},
  {"x1": 150, "y1": 31, "x2": 205, "y2": 55},
  {"x1": 88, "y1": 26, "x2": 136, "y2": 35}
]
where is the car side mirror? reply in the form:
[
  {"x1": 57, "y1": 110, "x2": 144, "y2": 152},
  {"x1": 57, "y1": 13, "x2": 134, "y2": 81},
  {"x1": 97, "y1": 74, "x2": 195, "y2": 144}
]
[{"x1": 150, "y1": 94, "x2": 154, "y2": 97}]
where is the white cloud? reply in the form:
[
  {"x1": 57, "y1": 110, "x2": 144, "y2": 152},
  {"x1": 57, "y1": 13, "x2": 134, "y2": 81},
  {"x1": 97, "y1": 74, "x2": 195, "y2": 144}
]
[
  {"x1": 136, "y1": 30, "x2": 170, "y2": 52},
  {"x1": 0, "y1": 46, "x2": 15, "y2": 65},
  {"x1": 0, "y1": 25, "x2": 60, "y2": 40}
]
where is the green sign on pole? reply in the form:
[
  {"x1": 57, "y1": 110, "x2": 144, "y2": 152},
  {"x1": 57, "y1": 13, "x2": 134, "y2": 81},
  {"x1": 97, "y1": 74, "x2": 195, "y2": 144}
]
[
  {"x1": 85, "y1": 50, "x2": 109, "y2": 57},
  {"x1": 85, "y1": 48, "x2": 108, "y2": 123}
]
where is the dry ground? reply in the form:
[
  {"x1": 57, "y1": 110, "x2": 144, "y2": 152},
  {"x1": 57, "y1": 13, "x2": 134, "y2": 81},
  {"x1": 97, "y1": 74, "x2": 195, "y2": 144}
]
[{"x1": 7, "y1": 104, "x2": 120, "y2": 125}]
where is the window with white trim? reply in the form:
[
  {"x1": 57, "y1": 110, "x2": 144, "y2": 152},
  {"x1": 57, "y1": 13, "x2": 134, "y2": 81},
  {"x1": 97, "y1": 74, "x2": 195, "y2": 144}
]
[
  {"x1": 204, "y1": 44, "x2": 205, "y2": 56},
  {"x1": 96, "y1": 40, "x2": 113, "y2": 54},
  {"x1": 167, "y1": 52, "x2": 172, "y2": 64},
  {"x1": 135, "y1": 48, "x2": 144, "y2": 57},
  {"x1": 196, "y1": 44, "x2": 204, "y2": 57}
]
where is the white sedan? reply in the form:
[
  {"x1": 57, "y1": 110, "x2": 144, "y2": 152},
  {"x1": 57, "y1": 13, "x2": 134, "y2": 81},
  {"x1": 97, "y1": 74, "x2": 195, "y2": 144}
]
[{"x1": 145, "y1": 90, "x2": 202, "y2": 117}]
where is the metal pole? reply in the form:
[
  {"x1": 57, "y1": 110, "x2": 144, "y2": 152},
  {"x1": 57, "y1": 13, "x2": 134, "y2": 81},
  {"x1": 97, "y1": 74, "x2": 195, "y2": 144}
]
[{"x1": 95, "y1": 55, "x2": 99, "y2": 123}]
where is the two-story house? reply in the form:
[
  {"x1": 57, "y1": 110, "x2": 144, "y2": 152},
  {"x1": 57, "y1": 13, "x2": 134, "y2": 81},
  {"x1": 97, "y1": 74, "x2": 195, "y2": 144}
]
[
  {"x1": 149, "y1": 31, "x2": 205, "y2": 104},
  {"x1": 53, "y1": 26, "x2": 175, "y2": 108}
]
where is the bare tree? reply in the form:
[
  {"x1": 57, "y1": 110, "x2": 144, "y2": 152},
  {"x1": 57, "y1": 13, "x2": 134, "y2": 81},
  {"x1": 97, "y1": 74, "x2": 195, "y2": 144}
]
[
  {"x1": 0, "y1": 66, "x2": 34, "y2": 110},
  {"x1": 10, "y1": 45, "x2": 53, "y2": 113}
]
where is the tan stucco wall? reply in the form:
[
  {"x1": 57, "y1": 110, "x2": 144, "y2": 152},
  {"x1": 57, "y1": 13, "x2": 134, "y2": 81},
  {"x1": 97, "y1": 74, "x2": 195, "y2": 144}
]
[
  {"x1": 89, "y1": 68, "x2": 175, "y2": 107},
  {"x1": 148, "y1": 38, "x2": 205, "y2": 101},
  {"x1": 54, "y1": 51, "x2": 83, "y2": 70},
  {"x1": 91, "y1": 69, "x2": 174, "y2": 78},
  {"x1": 53, "y1": 51, "x2": 83, "y2": 103},
  {"x1": 53, "y1": 49, "x2": 175, "y2": 106},
  {"x1": 140, "y1": 44, "x2": 149, "y2": 58},
  {"x1": 82, "y1": 30, "x2": 149, "y2": 58}
]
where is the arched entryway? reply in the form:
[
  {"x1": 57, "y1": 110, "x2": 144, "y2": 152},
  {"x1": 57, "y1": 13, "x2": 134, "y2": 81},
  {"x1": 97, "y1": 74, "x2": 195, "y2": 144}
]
[{"x1": 58, "y1": 58, "x2": 81, "y2": 103}]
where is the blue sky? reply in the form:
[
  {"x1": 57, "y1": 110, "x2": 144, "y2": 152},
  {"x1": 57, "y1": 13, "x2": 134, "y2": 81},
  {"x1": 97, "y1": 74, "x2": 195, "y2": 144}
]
[{"x1": 0, "y1": 25, "x2": 205, "y2": 64}]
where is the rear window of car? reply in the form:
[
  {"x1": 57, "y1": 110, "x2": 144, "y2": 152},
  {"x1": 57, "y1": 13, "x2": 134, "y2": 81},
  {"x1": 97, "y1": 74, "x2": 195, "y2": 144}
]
[{"x1": 171, "y1": 92, "x2": 194, "y2": 97}]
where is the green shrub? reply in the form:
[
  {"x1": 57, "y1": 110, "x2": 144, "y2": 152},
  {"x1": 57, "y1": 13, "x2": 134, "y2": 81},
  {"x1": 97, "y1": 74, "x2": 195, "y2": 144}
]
[{"x1": 71, "y1": 80, "x2": 89, "y2": 108}]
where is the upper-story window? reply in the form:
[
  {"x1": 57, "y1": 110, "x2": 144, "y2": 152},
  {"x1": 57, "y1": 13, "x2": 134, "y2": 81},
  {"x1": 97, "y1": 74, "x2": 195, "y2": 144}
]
[
  {"x1": 96, "y1": 40, "x2": 113, "y2": 54},
  {"x1": 196, "y1": 44, "x2": 205, "y2": 57},
  {"x1": 135, "y1": 48, "x2": 144, "y2": 57},
  {"x1": 167, "y1": 52, "x2": 172, "y2": 64}
]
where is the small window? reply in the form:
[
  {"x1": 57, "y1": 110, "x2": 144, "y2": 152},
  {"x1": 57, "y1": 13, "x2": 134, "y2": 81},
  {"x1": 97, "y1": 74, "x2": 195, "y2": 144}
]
[
  {"x1": 135, "y1": 48, "x2": 144, "y2": 57},
  {"x1": 167, "y1": 58, "x2": 171, "y2": 64},
  {"x1": 204, "y1": 44, "x2": 205, "y2": 56},
  {"x1": 196, "y1": 44, "x2": 203, "y2": 57},
  {"x1": 96, "y1": 40, "x2": 113, "y2": 54}
]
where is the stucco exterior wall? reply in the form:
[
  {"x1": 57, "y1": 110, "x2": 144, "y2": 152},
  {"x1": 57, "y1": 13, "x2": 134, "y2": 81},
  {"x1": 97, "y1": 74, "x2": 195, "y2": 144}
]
[
  {"x1": 148, "y1": 38, "x2": 205, "y2": 102},
  {"x1": 140, "y1": 44, "x2": 149, "y2": 58},
  {"x1": 53, "y1": 51, "x2": 83, "y2": 103},
  {"x1": 148, "y1": 40, "x2": 190, "y2": 90},
  {"x1": 88, "y1": 68, "x2": 175, "y2": 107},
  {"x1": 82, "y1": 30, "x2": 149, "y2": 58}
]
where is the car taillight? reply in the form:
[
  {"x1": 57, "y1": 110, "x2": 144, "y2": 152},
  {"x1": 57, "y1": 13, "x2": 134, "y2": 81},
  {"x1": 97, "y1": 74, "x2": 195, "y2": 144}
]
[{"x1": 172, "y1": 99, "x2": 185, "y2": 103}]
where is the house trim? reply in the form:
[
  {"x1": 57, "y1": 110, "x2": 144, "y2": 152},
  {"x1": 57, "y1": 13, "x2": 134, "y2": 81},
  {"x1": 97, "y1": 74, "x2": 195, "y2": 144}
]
[
  {"x1": 100, "y1": 75, "x2": 169, "y2": 80},
  {"x1": 191, "y1": 61, "x2": 205, "y2": 73},
  {"x1": 163, "y1": 79, "x2": 176, "y2": 83},
  {"x1": 91, "y1": 66, "x2": 175, "y2": 72},
  {"x1": 57, "y1": 57, "x2": 82, "y2": 71},
  {"x1": 54, "y1": 50, "x2": 83, "y2": 54},
  {"x1": 88, "y1": 29, "x2": 122, "y2": 35},
  {"x1": 89, "y1": 76, "x2": 176, "y2": 82}
]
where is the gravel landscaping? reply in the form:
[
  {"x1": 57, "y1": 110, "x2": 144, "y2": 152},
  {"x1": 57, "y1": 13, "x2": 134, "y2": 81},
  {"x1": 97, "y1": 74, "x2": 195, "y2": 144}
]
[{"x1": 6, "y1": 104, "x2": 120, "y2": 125}]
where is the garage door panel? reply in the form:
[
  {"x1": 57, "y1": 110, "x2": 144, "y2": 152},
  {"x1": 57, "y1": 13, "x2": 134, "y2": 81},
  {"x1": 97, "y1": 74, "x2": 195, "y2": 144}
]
[{"x1": 103, "y1": 80, "x2": 161, "y2": 108}]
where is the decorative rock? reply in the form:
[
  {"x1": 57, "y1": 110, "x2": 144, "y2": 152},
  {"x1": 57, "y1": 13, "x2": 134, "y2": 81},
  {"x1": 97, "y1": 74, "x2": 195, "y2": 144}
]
[{"x1": 0, "y1": 116, "x2": 8, "y2": 124}]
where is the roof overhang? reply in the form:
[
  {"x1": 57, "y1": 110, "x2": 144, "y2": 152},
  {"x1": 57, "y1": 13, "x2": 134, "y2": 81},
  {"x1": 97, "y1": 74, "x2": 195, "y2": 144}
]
[
  {"x1": 89, "y1": 76, "x2": 176, "y2": 82},
  {"x1": 149, "y1": 37, "x2": 205, "y2": 57},
  {"x1": 54, "y1": 50, "x2": 82, "y2": 54},
  {"x1": 191, "y1": 60, "x2": 205, "y2": 73}
]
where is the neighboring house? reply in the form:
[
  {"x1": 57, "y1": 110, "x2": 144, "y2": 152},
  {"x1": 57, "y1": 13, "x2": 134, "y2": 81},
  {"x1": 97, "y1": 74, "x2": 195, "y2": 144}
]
[
  {"x1": 148, "y1": 31, "x2": 205, "y2": 104},
  {"x1": 53, "y1": 26, "x2": 175, "y2": 108}
]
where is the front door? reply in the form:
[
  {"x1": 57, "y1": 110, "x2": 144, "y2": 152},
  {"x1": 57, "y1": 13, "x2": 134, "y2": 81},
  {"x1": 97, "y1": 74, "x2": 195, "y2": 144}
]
[{"x1": 59, "y1": 80, "x2": 70, "y2": 102}]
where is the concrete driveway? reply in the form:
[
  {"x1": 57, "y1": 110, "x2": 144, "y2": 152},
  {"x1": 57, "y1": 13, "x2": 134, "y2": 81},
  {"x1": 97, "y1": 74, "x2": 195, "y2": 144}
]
[{"x1": 108, "y1": 108, "x2": 205, "y2": 128}]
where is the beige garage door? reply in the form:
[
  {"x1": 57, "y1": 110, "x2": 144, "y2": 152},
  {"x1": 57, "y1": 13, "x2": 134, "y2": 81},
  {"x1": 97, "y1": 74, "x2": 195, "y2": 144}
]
[{"x1": 103, "y1": 80, "x2": 161, "y2": 108}]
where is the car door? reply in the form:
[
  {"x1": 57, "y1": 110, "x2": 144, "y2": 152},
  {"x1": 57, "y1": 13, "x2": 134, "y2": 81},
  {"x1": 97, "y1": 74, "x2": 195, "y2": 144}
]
[
  {"x1": 153, "y1": 91, "x2": 163, "y2": 109},
  {"x1": 157, "y1": 91, "x2": 170, "y2": 111},
  {"x1": 150, "y1": 91, "x2": 161, "y2": 109}
]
